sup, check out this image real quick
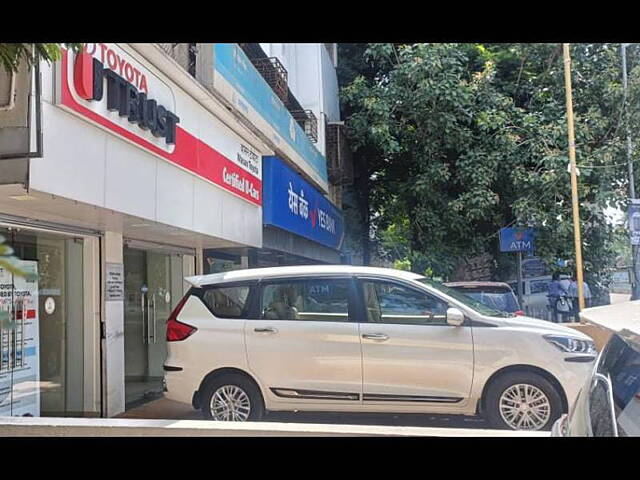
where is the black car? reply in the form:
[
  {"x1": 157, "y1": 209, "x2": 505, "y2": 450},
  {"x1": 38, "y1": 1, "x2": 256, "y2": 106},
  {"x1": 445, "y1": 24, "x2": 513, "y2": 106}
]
[{"x1": 553, "y1": 325, "x2": 640, "y2": 436}]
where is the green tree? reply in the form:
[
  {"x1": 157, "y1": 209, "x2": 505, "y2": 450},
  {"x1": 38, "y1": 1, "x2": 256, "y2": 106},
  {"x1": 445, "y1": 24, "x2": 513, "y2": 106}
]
[
  {"x1": 340, "y1": 43, "x2": 634, "y2": 298},
  {"x1": 0, "y1": 43, "x2": 82, "y2": 73}
]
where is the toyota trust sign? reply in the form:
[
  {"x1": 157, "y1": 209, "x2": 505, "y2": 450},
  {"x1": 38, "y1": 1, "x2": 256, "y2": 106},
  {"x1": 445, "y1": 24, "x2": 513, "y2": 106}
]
[
  {"x1": 57, "y1": 44, "x2": 263, "y2": 206},
  {"x1": 262, "y1": 156, "x2": 344, "y2": 250},
  {"x1": 73, "y1": 48, "x2": 180, "y2": 144}
]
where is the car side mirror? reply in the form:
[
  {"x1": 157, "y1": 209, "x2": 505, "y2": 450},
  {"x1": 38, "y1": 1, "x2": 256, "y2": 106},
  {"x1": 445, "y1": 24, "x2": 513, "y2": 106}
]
[{"x1": 446, "y1": 307, "x2": 465, "y2": 327}]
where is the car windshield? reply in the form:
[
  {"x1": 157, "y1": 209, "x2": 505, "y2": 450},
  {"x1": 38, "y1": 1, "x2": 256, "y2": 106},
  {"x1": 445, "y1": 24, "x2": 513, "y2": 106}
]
[
  {"x1": 457, "y1": 289, "x2": 520, "y2": 313},
  {"x1": 416, "y1": 278, "x2": 515, "y2": 318}
]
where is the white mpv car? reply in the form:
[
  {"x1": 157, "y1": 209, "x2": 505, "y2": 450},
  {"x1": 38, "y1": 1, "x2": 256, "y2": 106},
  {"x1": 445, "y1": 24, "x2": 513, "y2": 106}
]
[{"x1": 163, "y1": 265, "x2": 597, "y2": 430}]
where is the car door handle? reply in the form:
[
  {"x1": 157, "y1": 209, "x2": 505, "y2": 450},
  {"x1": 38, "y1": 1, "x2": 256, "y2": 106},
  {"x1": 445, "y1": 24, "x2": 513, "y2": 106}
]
[
  {"x1": 362, "y1": 333, "x2": 389, "y2": 341},
  {"x1": 254, "y1": 327, "x2": 278, "y2": 334}
]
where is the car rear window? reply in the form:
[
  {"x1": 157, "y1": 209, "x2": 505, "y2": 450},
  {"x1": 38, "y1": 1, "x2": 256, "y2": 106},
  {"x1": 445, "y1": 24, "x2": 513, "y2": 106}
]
[{"x1": 201, "y1": 285, "x2": 251, "y2": 319}]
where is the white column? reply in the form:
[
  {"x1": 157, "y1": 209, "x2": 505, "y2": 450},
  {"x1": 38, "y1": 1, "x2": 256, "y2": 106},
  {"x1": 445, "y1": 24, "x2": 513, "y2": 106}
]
[
  {"x1": 195, "y1": 247, "x2": 204, "y2": 275},
  {"x1": 83, "y1": 236, "x2": 101, "y2": 416},
  {"x1": 182, "y1": 254, "x2": 196, "y2": 294},
  {"x1": 102, "y1": 231, "x2": 125, "y2": 417}
]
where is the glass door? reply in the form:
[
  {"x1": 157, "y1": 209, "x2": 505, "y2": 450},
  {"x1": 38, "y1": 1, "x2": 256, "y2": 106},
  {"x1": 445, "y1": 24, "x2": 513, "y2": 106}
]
[
  {"x1": 0, "y1": 227, "x2": 86, "y2": 417},
  {"x1": 123, "y1": 248, "x2": 147, "y2": 406},
  {"x1": 145, "y1": 251, "x2": 170, "y2": 383},
  {"x1": 124, "y1": 247, "x2": 184, "y2": 408}
]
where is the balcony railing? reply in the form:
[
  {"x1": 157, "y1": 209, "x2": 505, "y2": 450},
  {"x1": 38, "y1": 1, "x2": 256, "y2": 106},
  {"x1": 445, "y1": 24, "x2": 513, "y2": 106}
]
[{"x1": 247, "y1": 57, "x2": 288, "y2": 103}]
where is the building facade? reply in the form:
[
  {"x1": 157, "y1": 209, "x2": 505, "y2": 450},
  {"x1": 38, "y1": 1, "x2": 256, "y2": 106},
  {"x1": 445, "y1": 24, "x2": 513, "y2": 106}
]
[
  {"x1": 0, "y1": 43, "x2": 350, "y2": 417},
  {"x1": 199, "y1": 43, "x2": 349, "y2": 271}
]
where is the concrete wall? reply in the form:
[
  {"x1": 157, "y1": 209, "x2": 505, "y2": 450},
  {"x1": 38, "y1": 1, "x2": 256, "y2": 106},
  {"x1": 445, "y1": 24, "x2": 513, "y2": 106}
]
[
  {"x1": 262, "y1": 226, "x2": 341, "y2": 264},
  {"x1": 259, "y1": 44, "x2": 341, "y2": 158}
]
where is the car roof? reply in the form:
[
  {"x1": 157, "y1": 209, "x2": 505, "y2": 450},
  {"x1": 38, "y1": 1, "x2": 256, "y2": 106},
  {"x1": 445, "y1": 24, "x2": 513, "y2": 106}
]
[
  {"x1": 444, "y1": 281, "x2": 512, "y2": 289},
  {"x1": 185, "y1": 265, "x2": 425, "y2": 288}
]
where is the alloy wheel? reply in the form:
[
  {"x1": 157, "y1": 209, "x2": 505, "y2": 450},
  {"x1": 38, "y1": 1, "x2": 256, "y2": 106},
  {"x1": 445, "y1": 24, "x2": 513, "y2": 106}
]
[
  {"x1": 210, "y1": 385, "x2": 252, "y2": 421},
  {"x1": 498, "y1": 383, "x2": 551, "y2": 430}
]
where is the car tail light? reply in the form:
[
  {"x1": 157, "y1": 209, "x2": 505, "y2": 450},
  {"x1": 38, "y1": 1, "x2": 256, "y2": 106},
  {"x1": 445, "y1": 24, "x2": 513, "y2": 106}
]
[
  {"x1": 514, "y1": 310, "x2": 525, "y2": 316},
  {"x1": 166, "y1": 295, "x2": 197, "y2": 342}
]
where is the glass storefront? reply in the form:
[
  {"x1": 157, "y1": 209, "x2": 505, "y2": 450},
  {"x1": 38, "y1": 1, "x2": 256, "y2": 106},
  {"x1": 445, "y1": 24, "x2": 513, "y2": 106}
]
[
  {"x1": 202, "y1": 248, "x2": 322, "y2": 276},
  {"x1": 0, "y1": 226, "x2": 89, "y2": 417},
  {"x1": 123, "y1": 246, "x2": 187, "y2": 408},
  {"x1": 203, "y1": 250, "x2": 244, "y2": 274}
]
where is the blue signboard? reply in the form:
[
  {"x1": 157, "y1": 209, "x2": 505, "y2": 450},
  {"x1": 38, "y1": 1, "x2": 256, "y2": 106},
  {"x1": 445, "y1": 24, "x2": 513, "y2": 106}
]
[
  {"x1": 263, "y1": 156, "x2": 344, "y2": 250},
  {"x1": 499, "y1": 227, "x2": 536, "y2": 253},
  {"x1": 214, "y1": 44, "x2": 328, "y2": 184}
]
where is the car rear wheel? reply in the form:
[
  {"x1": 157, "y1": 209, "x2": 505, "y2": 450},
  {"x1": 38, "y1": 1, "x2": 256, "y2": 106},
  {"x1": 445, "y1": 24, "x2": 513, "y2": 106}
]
[
  {"x1": 484, "y1": 371, "x2": 563, "y2": 431},
  {"x1": 200, "y1": 374, "x2": 264, "y2": 422}
]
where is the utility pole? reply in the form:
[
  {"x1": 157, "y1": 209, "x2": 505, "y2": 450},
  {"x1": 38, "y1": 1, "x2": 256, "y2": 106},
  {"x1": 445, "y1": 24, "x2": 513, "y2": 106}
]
[
  {"x1": 562, "y1": 44, "x2": 586, "y2": 312},
  {"x1": 622, "y1": 43, "x2": 640, "y2": 300}
]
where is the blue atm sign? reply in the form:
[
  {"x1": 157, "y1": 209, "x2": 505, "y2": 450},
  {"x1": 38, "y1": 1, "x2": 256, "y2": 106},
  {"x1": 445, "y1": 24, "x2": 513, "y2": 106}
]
[{"x1": 499, "y1": 228, "x2": 535, "y2": 253}]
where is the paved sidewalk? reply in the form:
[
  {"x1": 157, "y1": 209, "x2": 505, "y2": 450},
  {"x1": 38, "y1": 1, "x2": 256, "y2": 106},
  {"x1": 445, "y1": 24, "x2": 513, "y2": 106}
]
[
  {"x1": 117, "y1": 398, "x2": 201, "y2": 420},
  {"x1": 0, "y1": 415, "x2": 548, "y2": 437}
]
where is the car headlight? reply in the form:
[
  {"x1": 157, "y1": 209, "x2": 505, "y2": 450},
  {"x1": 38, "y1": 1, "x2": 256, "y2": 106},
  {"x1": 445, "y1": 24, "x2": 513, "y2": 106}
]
[{"x1": 544, "y1": 335, "x2": 596, "y2": 354}]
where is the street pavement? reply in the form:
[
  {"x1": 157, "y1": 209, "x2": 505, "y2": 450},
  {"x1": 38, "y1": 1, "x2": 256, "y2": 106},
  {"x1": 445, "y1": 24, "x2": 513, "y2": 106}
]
[{"x1": 118, "y1": 396, "x2": 488, "y2": 429}]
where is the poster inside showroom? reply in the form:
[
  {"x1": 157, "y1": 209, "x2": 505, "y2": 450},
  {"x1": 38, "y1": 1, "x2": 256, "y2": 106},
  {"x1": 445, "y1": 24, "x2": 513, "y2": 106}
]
[{"x1": 0, "y1": 260, "x2": 40, "y2": 416}]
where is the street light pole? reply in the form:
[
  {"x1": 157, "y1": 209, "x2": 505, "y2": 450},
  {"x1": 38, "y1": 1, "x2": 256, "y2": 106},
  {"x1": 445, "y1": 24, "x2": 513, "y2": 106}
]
[
  {"x1": 622, "y1": 43, "x2": 640, "y2": 300},
  {"x1": 622, "y1": 44, "x2": 636, "y2": 199},
  {"x1": 563, "y1": 43, "x2": 586, "y2": 313}
]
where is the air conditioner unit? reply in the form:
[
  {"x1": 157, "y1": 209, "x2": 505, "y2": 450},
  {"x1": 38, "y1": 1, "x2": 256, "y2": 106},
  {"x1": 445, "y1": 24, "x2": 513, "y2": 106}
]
[
  {"x1": 290, "y1": 109, "x2": 318, "y2": 143},
  {"x1": 0, "y1": 70, "x2": 16, "y2": 112},
  {"x1": 325, "y1": 121, "x2": 353, "y2": 186},
  {"x1": 0, "y1": 60, "x2": 39, "y2": 159}
]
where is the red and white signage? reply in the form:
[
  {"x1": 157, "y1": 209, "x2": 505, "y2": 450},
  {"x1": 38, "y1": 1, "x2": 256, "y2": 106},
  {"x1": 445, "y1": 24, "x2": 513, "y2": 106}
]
[{"x1": 58, "y1": 44, "x2": 262, "y2": 206}]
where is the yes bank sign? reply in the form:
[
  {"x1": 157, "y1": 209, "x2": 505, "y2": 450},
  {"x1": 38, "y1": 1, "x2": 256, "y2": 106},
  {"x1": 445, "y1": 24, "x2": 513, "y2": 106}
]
[
  {"x1": 499, "y1": 227, "x2": 536, "y2": 253},
  {"x1": 263, "y1": 156, "x2": 344, "y2": 250}
]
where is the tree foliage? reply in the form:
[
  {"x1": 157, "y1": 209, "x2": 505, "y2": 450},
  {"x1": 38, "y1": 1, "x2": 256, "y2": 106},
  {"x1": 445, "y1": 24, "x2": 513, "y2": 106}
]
[
  {"x1": 339, "y1": 43, "x2": 637, "y2": 294},
  {"x1": 0, "y1": 43, "x2": 82, "y2": 73}
]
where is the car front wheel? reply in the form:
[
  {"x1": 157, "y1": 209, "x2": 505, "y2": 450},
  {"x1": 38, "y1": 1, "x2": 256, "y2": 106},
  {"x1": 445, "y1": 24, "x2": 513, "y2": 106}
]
[{"x1": 484, "y1": 371, "x2": 563, "y2": 431}]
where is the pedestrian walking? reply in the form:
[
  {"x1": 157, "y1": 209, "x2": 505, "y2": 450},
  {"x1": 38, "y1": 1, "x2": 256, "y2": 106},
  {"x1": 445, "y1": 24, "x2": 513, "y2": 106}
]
[
  {"x1": 548, "y1": 272, "x2": 570, "y2": 323},
  {"x1": 568, "y1": 275, "x2": 592, "y2": 322}
]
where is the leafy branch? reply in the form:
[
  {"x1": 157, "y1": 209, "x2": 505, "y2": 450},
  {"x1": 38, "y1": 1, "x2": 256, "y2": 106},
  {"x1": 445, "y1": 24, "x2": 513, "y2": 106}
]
[{"x1": 0, "y1": 43, "x2": 83, "y2": 73}]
